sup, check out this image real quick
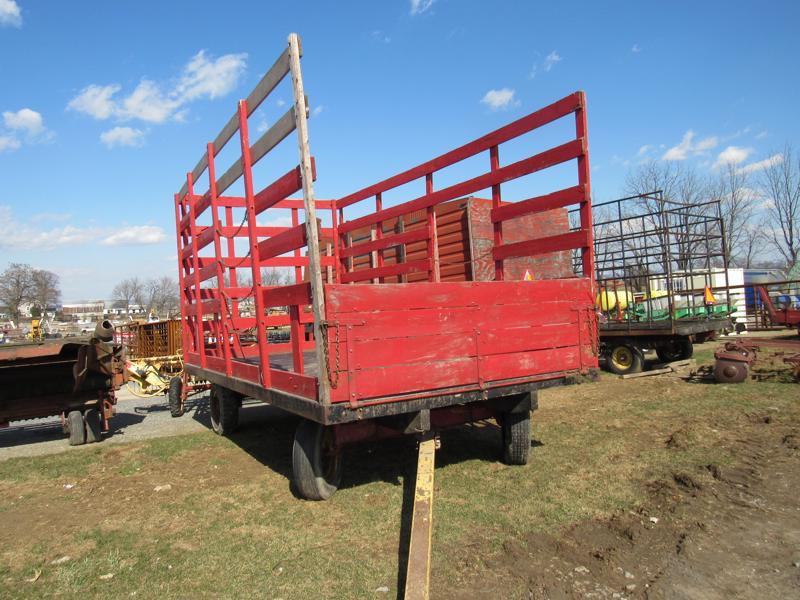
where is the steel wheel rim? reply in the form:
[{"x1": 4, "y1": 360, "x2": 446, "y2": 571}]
[{"x1": 611, "y1": 346, "x2": 633, "y2": 369}]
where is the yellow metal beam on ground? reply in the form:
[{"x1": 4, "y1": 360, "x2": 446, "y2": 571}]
[{"x1": 404, "y1": 436, "x2": 436, "y2": 600}]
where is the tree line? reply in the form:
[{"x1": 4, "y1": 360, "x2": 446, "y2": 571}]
[
  {"x1": 0, "y1": 263, "x2": 61, "y2": 322},
  {"x1": 624, "y1": 143, "x2": 799, "y2": 270},
  {"x1": 111, "y1": 276, "x2": 180, "y2": 320}
]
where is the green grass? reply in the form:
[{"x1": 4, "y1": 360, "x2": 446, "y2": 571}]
[{"x1": 0, "y1": 376, "x2": 797, "y2": 598}]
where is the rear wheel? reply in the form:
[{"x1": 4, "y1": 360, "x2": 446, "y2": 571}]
[
  {"x1": 209, "y1": 385, "x2": 239, "y2": 436},
  {"x1": 656, "y1": 338, "x2": 693, "y2": 362},
  {"x1": 500, "y1": 412, "x2": 531, "y2": 465},
  {"x1": 292, "y1": 420, "x2": 342, "y2": 500},
  {"x1": 84, "y1": 408, "x2": 102, "y2": 443},
  {"x1": 168, "y1": 376, "x2": 184, "y2": 418},
  {"x1": 67, "y1": 410, "x2": 85, "y2": 446},
  {"x1": 606, "y1": 343, "x2": 644, "y2": 375}
]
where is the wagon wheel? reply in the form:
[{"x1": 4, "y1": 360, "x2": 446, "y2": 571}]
[
  {"x1": 168, "y1": 376, "x2": 185, "y2": 418},
  {"x1": 67, "y1": 410, "x2": 86, "y2": 446},
  {"x1": 656, "y1": 339, "x2": 693, "y2": 363},
  {"x1": 606, "y1": 343, "x2": 643, "y2": 375},
  {"x1": 292, "y1": 420, "x2": 342, "y2": 501}
]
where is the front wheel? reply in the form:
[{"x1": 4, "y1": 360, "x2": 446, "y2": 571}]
[
  {"x1": 67, "y1": 410, "x2": 86, "y2": 446},
  {"x1": 606, "y1": 343, "x2": 644, "y2": 375},
  {"x1": 168, "y1": 376, "x2": 185, "y2": 418},
  {"x1": 499, "y1": 412, "x2": 531, "y2": 465},
  {"x1": 209, "y1": 385, "x2": 239, "y2": 436},
  {"x1": 292, "y1": 420, "x2": 342, "y2": 501}
]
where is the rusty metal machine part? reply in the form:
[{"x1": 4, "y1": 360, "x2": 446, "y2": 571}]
[
  {"x1": 713, "y1": 341, "x2": 757, "y2": 384},
  {"x1": 0, "y1": 323, "x2": 127, "y2": 442}
]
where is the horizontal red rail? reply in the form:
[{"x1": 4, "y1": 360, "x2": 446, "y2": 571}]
[
  {"x1": 340, "y1": 259, "x2": 430, "y2": 284},
  {"x1": 337, "y1": 92, "x2": 582, "y2": 209},
  {"x1": 340, "y1": 228, "x2": 428, "y2": 259},
  {"x1": 257, "y1": 222, "x2": 308, "y2": 259},
  {"x1": 491, "y1": 184, "x2": 586, "y2": 223},
  {"x1": 492, "y1": 229, "x2": 590, "y2": 261},
  {"x1": 338, "y1": 138, "x2": 584, "y2": 234}
]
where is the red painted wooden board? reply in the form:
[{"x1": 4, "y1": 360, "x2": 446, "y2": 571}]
[{"x1": 324, "y1": 280, "x2": 597, "y2": 402}]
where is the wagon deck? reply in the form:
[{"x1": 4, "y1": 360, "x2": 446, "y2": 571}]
[{"x1": 173, "y1": 33, "x2": 596, "y2": 499}]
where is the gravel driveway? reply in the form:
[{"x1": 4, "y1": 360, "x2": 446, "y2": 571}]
[{"x1": 0, "y1": 388, "x2": 214, "y2": 460}]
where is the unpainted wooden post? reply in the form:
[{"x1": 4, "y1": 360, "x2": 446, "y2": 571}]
[{"x1": 287, "y1": 33, "x2": 331, "y2": 403}]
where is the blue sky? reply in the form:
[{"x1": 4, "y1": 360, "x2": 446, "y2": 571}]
[{"x1": 1, "y1": 0, "x2": 798, "y2": 301}]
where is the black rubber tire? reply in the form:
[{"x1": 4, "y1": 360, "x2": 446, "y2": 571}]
[
  {"x1": 84, "y1": 408, "x2": 102, "y2": 443},
  {"x1": 606, "y1": 343, "x2": 644, "y2": 375},
  {"x1": 168, "y1": 376, "x2": 184, "y2": 418},
  {"x1": 67, "y1": 410, "x2": 86, "y2": 446},
  {"x1": 292, "y1": 420, "x2": 342, "y2": 501},
  {"x1": 500, "y1": 412, "x2": 531, "y2": 465},
  {"x1": 656, "y1": 339, "x2": 693, "y2": 363},
  {"x1": 209, "y1": 385, "x2": 239, "y2": 436}
]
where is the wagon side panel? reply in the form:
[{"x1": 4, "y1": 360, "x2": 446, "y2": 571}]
[{"x1": 325, "y1": 280, "x2": 596, "y2": 404}]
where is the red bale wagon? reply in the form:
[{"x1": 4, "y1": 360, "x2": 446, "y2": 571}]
[{"x1": 173, "y1": 34, "x2": 597, "y2": 500}]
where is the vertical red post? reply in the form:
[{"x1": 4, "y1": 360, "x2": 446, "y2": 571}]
[
  {"x1": 575, "y1": 92, "x2": 594, "y2": 283},
  {"x1": 174, "y1": 194, "x2": 192, "y2": 356},
  {"x1": 238, "y1": 99, "x2": 272, "y2": 387},
  {"x1": 490, "y1": 145, "x2": 504, "y2": 281},
  {"x1": 223, "y1": 205, "x2": 243, "y2": 358},
  {"x1": 331, "y1": 203, "x2": 341, "y2": 284},
  {"x1": 425, "y1": 173, "x2": 440, "y2": 282},
  {"x1": 186, "y1": 173, "x2": 207, "y2": 367},
  {"x1": 206, "y1": 143, "x2": 233, "y2": 376},
  {"x1": 375, "y1": 193, "x2": 385, "y2": 282}
]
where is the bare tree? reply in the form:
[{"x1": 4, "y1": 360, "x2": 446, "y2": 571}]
[
  {"x1": 0, "y1": 263, "x2": 35, "y2": 322},
  {"x1": 151, "y1": 277, "x2": 179, "y2": 318},
  {"x1": 112, "y1": 277, "x2": 143, "y2": 319},
  {"x1": 31, "y1": 269, "x2": 61, "y2": 316},
  {"x1": 759, "y1": 144, "x2": 800, "y2": 268},
  {"x1": 737, "y1": 225, "x2": 766, "y2": 269},
  {"x1": 261, "y1": 267, "x2": 293, "y2": 286},
  {"x1": 624, "y1": 161, "x2": 713, "y2": 272},
  {"x1": 711, "y1": 162, "x2": 755, "y2": 264}
]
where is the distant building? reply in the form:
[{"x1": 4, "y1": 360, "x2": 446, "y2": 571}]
[{"x1": 61, "y1": 301, "x2": 106, "y2": 324}]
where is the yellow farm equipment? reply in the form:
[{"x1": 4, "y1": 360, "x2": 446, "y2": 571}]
[{"x1": 116, "y1": 319, "x2": 209, "y2": 416}]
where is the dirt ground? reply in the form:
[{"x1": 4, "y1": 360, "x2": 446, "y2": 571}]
[{"x1": 0, "y1": 336, "x2": 798, "y2": 598}]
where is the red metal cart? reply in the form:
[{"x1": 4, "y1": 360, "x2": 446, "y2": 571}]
[{"x1": 174, "y1": 34, "x2": 597, "y2": 499}]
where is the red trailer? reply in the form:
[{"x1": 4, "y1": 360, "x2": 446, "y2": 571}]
[
  {"x1": 173, "y1": 34, "x2": 597, "y2": 499},
  {"x1": 755, "y1": 284, "x2": 800, "y2": 333}
]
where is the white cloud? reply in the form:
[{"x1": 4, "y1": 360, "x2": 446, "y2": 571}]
[
  {"x1": 101, "y1": 225, "x2": 166, "y2": 246},
  {"x1": 174, "y1": 50, "x2": 247, "y2": 102},
  {"x1": 1, "y1": 108, "x2": 54, "y2": 145},
  {"x1": 67, "y1": 50, "x2": 247, "y2": 124},
  {"x1": 481, "y1": 88, "x2": 518, "y2": 111},
  {"x1": 661, "y1": 130, "x2": 718, "y2": 161},
  {"x1": 370, "y1": 29, "x2": 391, "y2": 44},
  {"x1": 256, "y1": 119, "x2": 269, "y2": 133},
  {"x1": 631, "y1": 43, "x2": 641, "y2": 53},
  {"x1": 30, "y1": 212, "x2": 72, "y2": 223},
  {"x1": 276, "y1": 99, "x2": 286, "y2": 108},
  {"x1": 100, "y1": 126, "x2": 146, "y2": 148},
  {"x1": 543, "y1": 51, "x2": 562, "y2": 72},
  {"x1": 0, "y1": 0, "x2": 21, "y2": 27},
  {"x1": 713, "y1": 145, "x2": 753, "y2": 169},
  {"x1": 410, "y1": 0, "x2": 435, "y2": 15},
  {"x1": 67, "y1": 84, "x2": 121, "y2": 119},
  {"x1": 737, "y1": 154, "x2": 784, "y2": 175},
  {"x1": 637, "y1": 145, "x2": 652, "y2": 157},
  {"x1": 0, "y1": 206, "x2": 100, "y2": 250},
  {"x1": 3, "y1": 108, "x2": 44, "y2": 136},
  {"x1": 0, "y1": 135, "x2": 21, "y2": 152},
  {"x1": 312, "y1": 105, "x2": 324, "y2": 117},
  {"x1": 755, "y1": 130, "x2": 768, "y2": 140},
  {"x1": 530, "y1": 50, "x2": 562, "y2": 78}
]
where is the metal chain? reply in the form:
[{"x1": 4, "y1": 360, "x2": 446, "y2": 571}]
[{"x1": 320, "y1": 321, "x2": 340, "y2": 388}]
